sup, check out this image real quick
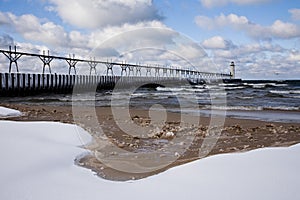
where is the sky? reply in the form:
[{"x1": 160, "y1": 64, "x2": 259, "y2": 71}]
[{"x1": 0, "y1": 0, "x2": 299, "y2": 79}]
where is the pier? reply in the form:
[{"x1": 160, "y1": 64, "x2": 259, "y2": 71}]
[{"x1": 0, "y1": 46, "x2": 232, "y2": 96}]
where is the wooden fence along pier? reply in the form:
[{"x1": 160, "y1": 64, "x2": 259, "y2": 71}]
[{"x1": 0, "y1": 46, "x2": 232, "y2": 97}]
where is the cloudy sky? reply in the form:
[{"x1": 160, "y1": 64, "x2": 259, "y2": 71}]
[{"x1": 0, "y1": 0, "x2": 299, "y2": 79}]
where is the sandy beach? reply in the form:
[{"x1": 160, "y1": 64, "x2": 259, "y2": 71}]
[{"x1": 2, "y1": 103, "x2": 300, "y2": 181}]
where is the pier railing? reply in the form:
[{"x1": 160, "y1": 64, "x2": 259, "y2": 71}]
[
  {"x1": 0, "y1": 47, "x2": 231, "y2": 79},
  {"x1": 0, "y1": 47, "x2": 232, "y2": 96}
]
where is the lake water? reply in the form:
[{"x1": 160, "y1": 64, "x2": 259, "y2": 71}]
[{"x1": 1, "y1": 79, "x2": 300, "y2": 123}]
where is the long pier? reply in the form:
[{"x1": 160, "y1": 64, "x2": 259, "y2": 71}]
[
  {"x1": 0, "y1": 73, "x2": 190, "y2": 96},
  {"x1": 0, "y1": 46, "x2": 232, "y2": 96}
]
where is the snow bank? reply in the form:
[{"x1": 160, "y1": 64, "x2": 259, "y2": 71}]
[
  {"x1": 0, "y1": 106, "x2": 22, "y2": 118},
  {"x1": 0, "y1": 120, "x2": 300, "y2": 200}
]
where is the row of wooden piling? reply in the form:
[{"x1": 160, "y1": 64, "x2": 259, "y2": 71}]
[{"x1": 0, "y1": 73, "x2": 188, "y2": 97}]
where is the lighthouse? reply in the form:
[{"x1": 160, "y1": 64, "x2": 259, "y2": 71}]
[
  {"x1": 224, "y1": 61, "x2": 241, "y2": 83},
  {"x1": 230, "y1": 61, "x2": 235, "y2": 79}
]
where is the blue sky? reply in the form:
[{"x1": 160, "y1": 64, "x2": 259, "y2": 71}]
[{"x1": 0, "y1": 0, "x2": 299, "y2": 79}]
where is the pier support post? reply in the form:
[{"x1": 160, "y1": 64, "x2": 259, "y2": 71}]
[
  {"x1": 163, "y1": 68, "x2": 168, "y2": 77},
  {"x1": 169, "y1": 68, "x2": 174, "y2": 77},
  {"x1": 128, "y1": 66, "x2": 134, "y2": 76},
  {"x1": 146, "y1": 67, "x2": 151, "y2": 77},
  {"x1": 66, "y1": 54, "x2": 78, "y2": 75},
  {"x1": 155, "y1": 67, "x2": 160, "y2": 77},
  {"x1": 39, "y1": 50, "x2": 53, "y2": 74},
  {"x1": 106, "y1": 63, "x2": 114, "y2": 76},
  {"x1": 120, "y1": 62, "x2": 127, "y2": 76},
  {"x1": 2, "y1": 46, "x2": 22, "y2": 73},
  {"x1": 176, "y1": 69, "x2": 180, "y2": 77},
  {"x1": 136, "y1": 66, "x2": 142, "y2": 76},
  {"x1": 88, "y1": 58, "x2": 97, "y2": 75},
  {"x1": 182, "y1": 70, "x2": 186, "y2": 78},
  {"x1": 186, "y1": 70, "x2": 190, "y2": 78},
  {"x1": 197, "y1": 72, "x2": 201, "y2": 80},
  {"x1": 190, "y1": 71, "x2": 194, "y2": 79}
]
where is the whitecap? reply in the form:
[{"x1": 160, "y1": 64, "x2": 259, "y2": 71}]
[
  {"x1": 269, "y1": 90, "x2": 289, "y2": 94},
  {"x1": 156, "y1": 86, "x2": 206, "y2": 93},
  {"x1": 263, "y1": 106, "x2": 300, "y2": 111},
  {"x1": 237, "y1": 96, "x2": 254, "y2": 100},
  {"x1": 225, "y1": 86, "x2": 245, "y2": 90},
  {"x1": 206, "y1": 105, "x2": 263, "y2": 111},
  {"x1": 291, "y1": 90, "x2": 300, "y2": 94},
  {"x1": 244, "y1": 83, "x2": 267, "y2": 88},
  {"x1": 269, "y1": 90, "x2": 300, "y2": 94}
]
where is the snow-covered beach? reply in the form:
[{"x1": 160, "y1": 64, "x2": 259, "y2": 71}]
[
  {"x1": 1, "y1": 106, "x2": 300, "y2": 200},
  {"x1": 0, "y1": 106, "x2": 22, "y2": 118}
]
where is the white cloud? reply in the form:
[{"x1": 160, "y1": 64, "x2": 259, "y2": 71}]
[
  {"x1": 87, "y1": 23, "x2": 215, "y2": 71},
  {"x1": 270, "y1": 20, "x2": 300, "y2": 39},
  {"x1": 195, "y1": 14, "x2": 251, "y2": 30},
  {"x1": 0, "y1": 10, "x2": 214, "y2": 74},
  {"x1": 200, "y1": 0, "x2": 272, "y2": 8},
  {"x1": 0, "y1": 12, "x2": 10, "y2": 25},
  {"x1": 68, "y1": 31, "x2": 89, "y2": 48},
  {"x1": 1, "y1": 5, "x2": 298, "y2": 79},
  {"x1": 289, "y1": 8, "x2": 300, "y2": 21},
  {"x1": 195, "y1": 13, "x2": 300, "y2": 40},
  {"x1": 199, "y1": 36, "x2": 296, "y2": 79},
  {"x1": 47, "y1": 0, "x2": 163, "y2": 29},
  {"x1": 87, "y1": 21, "x2": 171, "y2": 51},
  {"x1": 221, "y1": 42, "x2": 284, "y2": 58},
  {"x1": 0, "y1": 12, "x2": 68, "y2": 47},
  {"x1": 0, "y1": 34, "x2": 14, "y2": 48},
  {"x1": 0, "y1": 11, "x2": 168, "y2": 52},
  {"x1": 288, "y1": 49, "x2": 300, "y2": 62},
  {"x1": 0, "y1": 10, "x2": 164, "y2": 74},
  {"x1": 238, "y1": 42, "x2": 284, "y2": 55},
  {"x1": 202, "y1": 36, "x2": 235, "y2": 49}
]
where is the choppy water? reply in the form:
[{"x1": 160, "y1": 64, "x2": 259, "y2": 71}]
[{"x1": 1, "y1": 80, "x2": 300, "y2": 123}]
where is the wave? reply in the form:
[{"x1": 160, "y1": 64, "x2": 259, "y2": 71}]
[
  {"x1": 225, "y1": 86, "x2": 245, "y2": 90},
  {"x1": 205, "y1": 85, "x2": 222, "y2": 90},
  {"x1": 265, "y1": 83, "x2": 288, "y2": 87},
  {"x1": 29, "y1": 97, "x2": 63, "y2": 103},
  {"x1": 250, "y1": 84, "x2": 267, "y2": 89},
  {"x1": 269, "y1": 90, "x2": 300, "y2": 95},
  {"x1": 218, "y1": 83, "x2": 240, "y2": 86},
  {"x1": 263, "y1": 106, "x2": 300, "y2": 111},
  {"x1": 244, "y1": 83, "x2": 288, "y2": 89},
  {"x1": 243, "y1": 83, "x2": 271, "y2": 89},
  {"x1": 269, "y1": 90, "x2": 290, "y2": 94},
  {"x1": 237, "y1": 96, "x2": 254, "y2": 100},
  {"x1": 206, "y1": 105, "x2": 263, "y2": 111},
  {"x1": 193, "y1": 85, "x2": 206, "y2": 89},
  {"x1": 273, "y1": 84, "x2": 289, "y2": 87},
  {"x1": 156, "y1": 86, "x2": 206, "y2": 93},
  {"x1": 131, "y1": 93, "x2": 147, "y2": 97},
  {"x1": 205, "y1": 105, "x2": 299, "y2": 111}
]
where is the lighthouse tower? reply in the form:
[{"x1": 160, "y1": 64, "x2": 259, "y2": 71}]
[{"x1": 230, "y1": 61, "x2": 235, "y2": 79}]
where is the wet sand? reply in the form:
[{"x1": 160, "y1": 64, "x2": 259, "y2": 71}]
[{"x1": 2, "y1": 103, "x2": 300, "y2": 181}]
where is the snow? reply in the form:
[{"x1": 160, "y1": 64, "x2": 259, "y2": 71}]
[
  {"x1": 0, "y1": 106, "x2": 22, "y2": 118},
  {"x1": 0, "y1": 120, "x2": 300, "y2": 200}
]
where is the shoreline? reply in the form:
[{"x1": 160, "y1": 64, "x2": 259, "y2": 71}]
[
  {"x1": 180, "y1": 108, "x2": 300, "y2": 124},
  {"x1": 2, "y1": 102, "x2": 299, "y2": 125},
  {"x1": 1, "y1": 103, "x2": 300, "y2": 181}
]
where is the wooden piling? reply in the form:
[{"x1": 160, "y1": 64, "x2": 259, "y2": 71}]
[{"x1": 0, "y1": 72, "x2": 190, "y2": 97}]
